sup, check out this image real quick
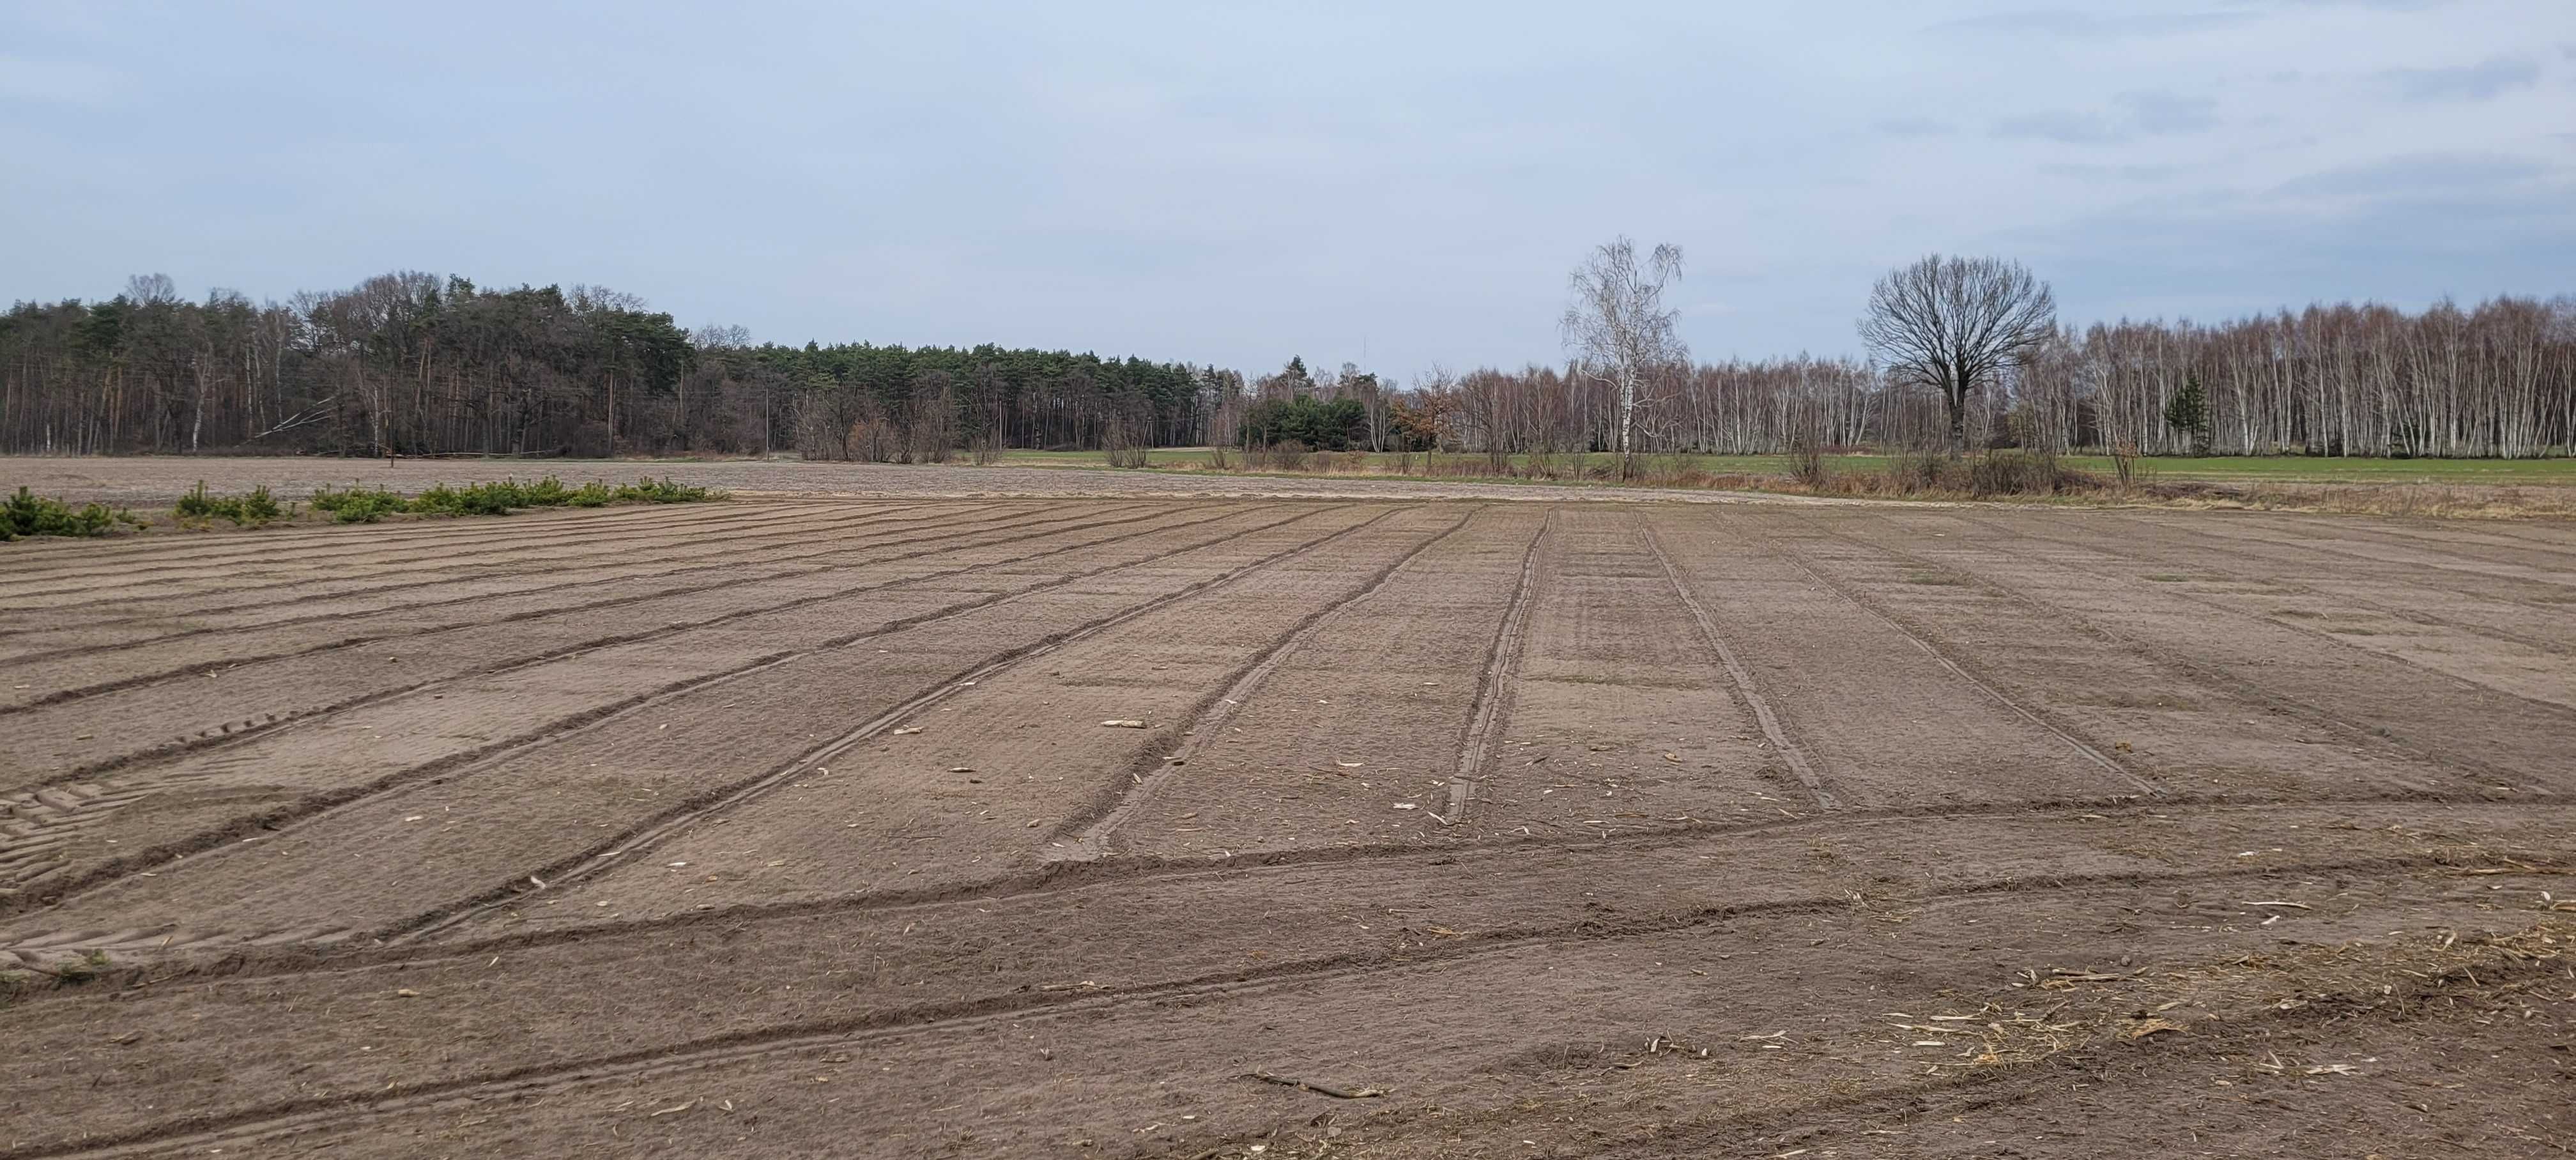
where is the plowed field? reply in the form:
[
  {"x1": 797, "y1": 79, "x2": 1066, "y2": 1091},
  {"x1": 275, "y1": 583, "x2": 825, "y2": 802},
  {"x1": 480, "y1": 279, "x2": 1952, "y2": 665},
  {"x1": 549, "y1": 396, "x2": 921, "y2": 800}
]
[{"x1": 3, "y1": 494, "x2": 2571, "y2": 1158}]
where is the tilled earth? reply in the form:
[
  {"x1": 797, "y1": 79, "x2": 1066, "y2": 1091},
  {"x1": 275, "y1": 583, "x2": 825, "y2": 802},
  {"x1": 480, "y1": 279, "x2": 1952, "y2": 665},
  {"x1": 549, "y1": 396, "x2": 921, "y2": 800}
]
[{"x1": 1, "y1": 491, "x2": 2571, "y2": 1158}]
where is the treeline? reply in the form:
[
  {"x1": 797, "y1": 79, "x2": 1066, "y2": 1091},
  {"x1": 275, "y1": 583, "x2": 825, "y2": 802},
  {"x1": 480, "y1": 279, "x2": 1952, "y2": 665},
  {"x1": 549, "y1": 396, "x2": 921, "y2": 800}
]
[
  {"x1": 2023, "y1": 298, "x2": 2576, "y2": 457},
  {"x1": 0, "y1": 272, "x2": 1223, "y2": 458},
  {"x1": 779, "y1": 343, "x2": 1218, "y2": 461},
  {"x1": 1389, "y1": 296, "x2": 2576, "y2": 458},
  {"x1": 9, "y1": 273, "x2": 2572, "y2": 461}
]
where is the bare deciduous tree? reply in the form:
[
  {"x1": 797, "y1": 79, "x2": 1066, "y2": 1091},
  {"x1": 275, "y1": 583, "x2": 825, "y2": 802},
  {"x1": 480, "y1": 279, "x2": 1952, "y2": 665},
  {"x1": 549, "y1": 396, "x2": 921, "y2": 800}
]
[
  {"x1": 124, "y1": 273, "x2": 179, "y2": 305},
  {"x1": 797, "y1": 370, "x2": 868, "y2": 461},
  {"x1": 1561, "y1": 237, "x2": 1686, "y2": 473},
  {"x1": 1859, "y1": 254, "x2": 2056, "y2": 454}
]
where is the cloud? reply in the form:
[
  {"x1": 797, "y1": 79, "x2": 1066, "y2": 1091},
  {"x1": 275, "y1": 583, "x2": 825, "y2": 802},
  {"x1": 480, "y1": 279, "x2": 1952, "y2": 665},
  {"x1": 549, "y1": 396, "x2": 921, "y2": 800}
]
[
  {"x1": 2272, "y1": 151, "x2": 2550, "y2": 197},
  {"x1": 2003, "y1": 172, "x2": 2576, "y2": 324},
  {"x1": 2118, "y1": 90, "x2": 2221, "y2": 133},
  {"x1": 2375, "y1": 55, "x2": 2540, "y2": 100},
  {"x1": 1928, "y1": 9, "x2": 2254, "y2": 37},
  {"x1": 1991, "y1": 91, "x2": 2220, "y2": 144},
  {"x1": 2040, "y1": 162, "x2": 2186, "y2": 182},
  {"x1": 1993, "y1": 111, "x2": 2123, "y2": 144},
  {"x1": 1, "y1": 2, "x2": 2565, "y2": 378},
  {"x1": 1874, "y1": 116, "x2": 1954, "y2": 137}
]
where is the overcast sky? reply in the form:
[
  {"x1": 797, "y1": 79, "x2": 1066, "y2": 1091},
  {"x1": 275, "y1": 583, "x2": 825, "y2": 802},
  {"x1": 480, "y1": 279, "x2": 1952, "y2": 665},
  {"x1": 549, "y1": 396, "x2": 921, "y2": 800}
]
[{"x1": 4, "y1": 1, "x2": 2570, "y2": 379}]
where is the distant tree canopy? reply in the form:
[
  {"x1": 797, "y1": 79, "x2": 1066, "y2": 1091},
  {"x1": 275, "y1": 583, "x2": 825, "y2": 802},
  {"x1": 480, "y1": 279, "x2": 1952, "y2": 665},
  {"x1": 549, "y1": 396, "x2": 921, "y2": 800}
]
[
  {"x1": 760, "y1": 344, "x2": 1210, "y2": 461},
  {"x1": 1239, "y1": 395, "x2": 1367, "y2": 451},
  {"x1": 5, "y1": 269, "x2": 2573, "y2": 461},
  {"x1": 0, "y1": 271, "x2": 1222, "y2": 459}
]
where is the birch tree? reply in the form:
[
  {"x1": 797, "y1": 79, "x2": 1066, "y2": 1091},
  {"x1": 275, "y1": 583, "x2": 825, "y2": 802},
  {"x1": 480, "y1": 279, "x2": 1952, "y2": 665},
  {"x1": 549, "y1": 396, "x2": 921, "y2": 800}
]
[{"x1": 1562, "y1": 237, "x2": 1686, "y2": 474}]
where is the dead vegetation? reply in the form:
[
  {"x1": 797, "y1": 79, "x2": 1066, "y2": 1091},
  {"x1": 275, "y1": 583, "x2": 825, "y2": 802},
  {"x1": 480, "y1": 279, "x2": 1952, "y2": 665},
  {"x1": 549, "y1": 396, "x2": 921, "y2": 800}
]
[
  {"x1": 1887, "y1": 916, "x2": 2574, "y2": 1074},
  {"x1": 1134, "y1": 448, "x2": 2576, "y2": 517}
]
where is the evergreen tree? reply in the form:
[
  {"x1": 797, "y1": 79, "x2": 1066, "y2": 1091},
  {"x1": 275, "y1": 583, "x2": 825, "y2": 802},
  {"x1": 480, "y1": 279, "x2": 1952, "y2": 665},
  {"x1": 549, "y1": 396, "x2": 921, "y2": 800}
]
[{"x1": 2162, "y1": 374, "x2": 2209, "y2": 454}]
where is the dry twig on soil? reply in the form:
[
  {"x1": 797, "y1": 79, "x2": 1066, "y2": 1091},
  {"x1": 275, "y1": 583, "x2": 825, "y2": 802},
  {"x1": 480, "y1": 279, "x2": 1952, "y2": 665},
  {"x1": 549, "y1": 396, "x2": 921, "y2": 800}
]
[{"x1": 1246, "y1": 1071, "x2": 1386, "y2": 1099}]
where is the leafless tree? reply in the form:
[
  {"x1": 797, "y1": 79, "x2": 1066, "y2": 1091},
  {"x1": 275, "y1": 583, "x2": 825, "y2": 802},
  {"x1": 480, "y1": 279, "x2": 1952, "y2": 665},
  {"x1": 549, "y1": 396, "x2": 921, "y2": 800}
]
[
  {"x1": 1859, "y1": 254, "x2": 2057, "y2": 454},
  {"x1": 796, "y1": 370, "x2": 869, "y2": 460},
  {"x1": 908, "y1": 368, "x2": 955, "y2": 462},
  {"x1": 1561, "y1": 237, "x2": 1686, "y2": 473}
]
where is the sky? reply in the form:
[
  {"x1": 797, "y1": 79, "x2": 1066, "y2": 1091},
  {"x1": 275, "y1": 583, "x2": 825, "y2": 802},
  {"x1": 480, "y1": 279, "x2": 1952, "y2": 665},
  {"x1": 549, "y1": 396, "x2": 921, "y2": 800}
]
[{"x1": 3, "y1": 0, "x2": 2572, "y2": 380}]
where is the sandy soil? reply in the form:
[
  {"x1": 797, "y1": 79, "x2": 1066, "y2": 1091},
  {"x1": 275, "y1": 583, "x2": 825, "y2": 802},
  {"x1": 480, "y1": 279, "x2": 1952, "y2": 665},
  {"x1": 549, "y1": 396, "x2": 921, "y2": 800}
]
[{"x1": 1, "y1": 482, "x2": 2570, "y2": 1158}]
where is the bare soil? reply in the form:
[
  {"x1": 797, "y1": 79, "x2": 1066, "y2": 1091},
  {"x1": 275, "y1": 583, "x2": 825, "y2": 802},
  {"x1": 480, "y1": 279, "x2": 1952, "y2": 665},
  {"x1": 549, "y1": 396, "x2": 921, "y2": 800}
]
[{"x1": 2, "y1": 478, "x2": 2570, "y2": 1159}]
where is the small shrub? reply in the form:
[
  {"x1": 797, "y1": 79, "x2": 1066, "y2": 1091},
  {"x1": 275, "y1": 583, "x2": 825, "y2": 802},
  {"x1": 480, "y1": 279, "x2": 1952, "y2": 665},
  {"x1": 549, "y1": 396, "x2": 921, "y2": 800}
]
[
  {"x1": 410, "y1": 481, "x2": 525, "y2": 517},
  {"x1": 241, "y1": 485, "x2": 284, "y2": 524},
  {"x1": 520, "y1": 475, "x2": 577, "y2": 506},
  {"x1": 1789, "y1": 438, "x2": 1829, "y2": 489},
  {"x1": 174, "y1": 481, "x2": 285, "y2": 527},
  {"x1": 2109, "y1": 440, "x2": 2140, "y2": 489},
  {"x1": 179, "y1": 475, "x2": 721, "y2": 530},
  {"x1": 173, "y1": 481, "x2": 218, "y2": 519},
  {"x1": 3, "y1": 487, "x2": 125, "y2": 540},
  {"x1": 611, "y1": 477, "x2": 715, "y2": 503},
  {"x1": 1895, "y1": 452, "x2": 1956, "y2": 491},
  {"x1": 1968, "y1": 450, "x2": 2096, "y2": 497},
  {"x1": 310, "y1": 484, "x2": 409, "y2": 523}
]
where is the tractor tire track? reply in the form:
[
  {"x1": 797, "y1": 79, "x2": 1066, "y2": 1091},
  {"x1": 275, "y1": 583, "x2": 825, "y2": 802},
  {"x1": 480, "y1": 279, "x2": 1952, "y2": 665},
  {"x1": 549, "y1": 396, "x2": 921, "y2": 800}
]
[
  {"x1": 0, "y1": 499, "x2": 876, "y2": 600},
  {"x1": 0, "y1": 498, "x2": 789, "y2": 586},
  {"x1": 1805, "y1": 519, "x2": 2538, "y2": 791},
  {"x1": 0, "y1": 500, "x2": 1030, "y2": 654},
  {"x1": 2212, "y1": 510, "x2": 2576, "y2": 569},
  {"x1": 1991, "y1": 510, "x2": 2573, "y2": 658},
  {"x1": 0, "y1": 500, "x2": 1155, "y2": 715},
  {"x1": 0, "y1": 505, "x2": 1308, "y2": 915},
  {"x1": 1764, "y1": 526, "x2": 2159, "y2": 797},
  {"x1": 2, "y1": 788, "x2": 2543, "y2": 979},
  {"x1": 386, "y1": 505, "x2": 1409, "y2": 943},
  {"x1": 0, "y1": 506, "x2": 1261, "y2": 898},
  {"x1": 0, "y1": 500, "x2": 908, "y2": 613},
  {"x1": 1055, "y1": 507, "x2": 1491, "y2": 858},
  {"x1": 1947, "y1": 511, "x2": 2576, "y2": 720},
  {"x1": 1443, "y1": 508, "x2": 1550, "y2": 823},
  {"x1": 17, "y1": 850, "x2": 2557, "y2": 1160},
  {"x1": 2127, "y1": 512, "x2": 2576, "y2": 604},
  {"x1": 0, "y1": 503, "x2": 1214, "y2": 797},
  {"x1": 1641, "y1": 520, "x2": 1837, "y2": 809}
]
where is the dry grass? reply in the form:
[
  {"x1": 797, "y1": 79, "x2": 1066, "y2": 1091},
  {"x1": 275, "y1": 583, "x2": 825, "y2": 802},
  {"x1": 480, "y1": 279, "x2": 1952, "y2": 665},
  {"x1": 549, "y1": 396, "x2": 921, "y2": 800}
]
[
  {"x1": 1147, "y1": 448, "x2": 2576, "y2": 519},
  {"x1": 2167, "y1": 482, "x2": 2576, "y2": 519},
  {"x1": 1883, "y1": 914, "x2": 2574, "y2": 1073}
]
